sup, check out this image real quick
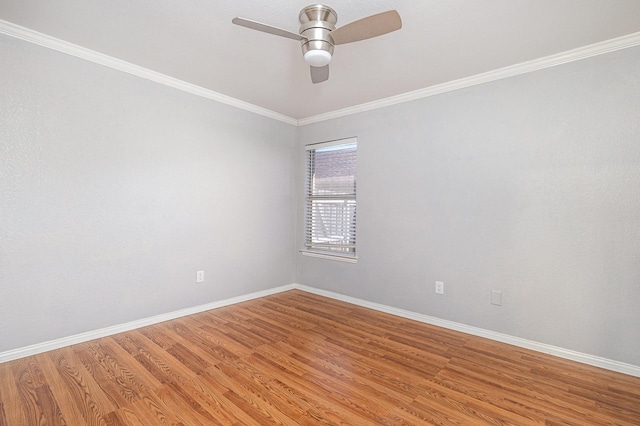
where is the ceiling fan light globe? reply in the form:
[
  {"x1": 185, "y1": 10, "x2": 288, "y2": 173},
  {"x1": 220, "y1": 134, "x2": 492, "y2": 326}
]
[{"x1": 304, "y1": 49, "x2": 332, "y2": 67}]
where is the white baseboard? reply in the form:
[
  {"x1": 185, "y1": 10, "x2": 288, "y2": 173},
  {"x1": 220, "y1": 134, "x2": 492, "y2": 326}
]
[
  {"x1": 0, "y1": 284, "x2": 296, "y2": 364},
  {"x1": 294, "y1": 284, "x2": 640, "y2": 378},
  {"x1": 2, "y1": 282, "x2": 639, "y2": 379}
]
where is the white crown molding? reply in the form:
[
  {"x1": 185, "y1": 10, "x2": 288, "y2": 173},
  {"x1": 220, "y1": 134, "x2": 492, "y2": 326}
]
[
  {"x1": 2, "y1": 19, "x2": 640, "y2": 128},
  {"x1": 0, "y1": 19, "x2": 298, "y2": 126},
  {"x1": 297, "y1": 31, "x2": 640, "y2": 126}
]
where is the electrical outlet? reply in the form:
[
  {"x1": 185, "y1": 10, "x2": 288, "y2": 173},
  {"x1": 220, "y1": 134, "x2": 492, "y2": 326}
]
[
  {"x1": 491, "y1": 290, "x2": 502, "y2": 306},
  {"x1": 196, "y1": 270, "x2": 204, "y2": 283},
  {"x1": 435, "y1": 281, "x2": 444, "y2": 295}
]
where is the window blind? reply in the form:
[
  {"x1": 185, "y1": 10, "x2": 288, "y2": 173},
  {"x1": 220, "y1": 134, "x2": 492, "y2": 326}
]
[{"x1": 305, "y1": 138, "x2": 357, "y2": 256}]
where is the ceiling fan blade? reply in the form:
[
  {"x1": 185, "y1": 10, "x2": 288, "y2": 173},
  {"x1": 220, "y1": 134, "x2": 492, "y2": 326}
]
[
  {"x1": 310, "y1": 65, "x2": 329, "y2": 84},
  {"x1": 232, "y1": 17, "x2": 305, "y2": 41},
  {"x1": 331, "y1": 10, "x2": 402, "y2": 45}
]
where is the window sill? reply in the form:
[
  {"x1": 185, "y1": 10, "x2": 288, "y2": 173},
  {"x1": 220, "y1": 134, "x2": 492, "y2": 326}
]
[{"x1": 300, "y1": 250, "x2": 358, "y2": 263}]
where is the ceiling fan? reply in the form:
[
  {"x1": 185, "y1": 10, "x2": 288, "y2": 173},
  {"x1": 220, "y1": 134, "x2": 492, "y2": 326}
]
[{"x1": 232, "y1": 4, "x2": 402, "y2": 84}]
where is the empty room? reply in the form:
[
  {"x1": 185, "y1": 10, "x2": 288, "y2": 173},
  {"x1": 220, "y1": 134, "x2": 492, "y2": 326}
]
[{"x1": 1, "y1": 1, "x2": 639, "y2": 424}]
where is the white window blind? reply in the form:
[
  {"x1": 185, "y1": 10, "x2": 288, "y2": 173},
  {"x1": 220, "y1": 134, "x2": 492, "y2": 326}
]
[{"x1": 305, "y1": 138, "x2": 357, "y2": 257}]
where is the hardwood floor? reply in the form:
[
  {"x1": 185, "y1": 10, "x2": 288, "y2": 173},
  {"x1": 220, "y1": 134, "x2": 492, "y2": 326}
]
[{"x1": 1, "y1": 290, "x2": 638, "y2": 425}]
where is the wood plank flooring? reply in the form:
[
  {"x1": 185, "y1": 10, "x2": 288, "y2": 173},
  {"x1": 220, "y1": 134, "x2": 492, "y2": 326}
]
[{"x1": 0, "y1": 289, "x2": 638, "y2": 425}]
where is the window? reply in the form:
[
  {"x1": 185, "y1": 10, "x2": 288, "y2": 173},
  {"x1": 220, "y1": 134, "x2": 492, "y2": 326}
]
[{"x1": 304, "y1": 138, "x2": 357, "y2": 259}]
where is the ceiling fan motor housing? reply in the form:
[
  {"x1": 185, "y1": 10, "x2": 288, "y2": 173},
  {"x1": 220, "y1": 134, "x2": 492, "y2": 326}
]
[{"x1": 299, "y1": 5, "x2": 337, "y2": 62}]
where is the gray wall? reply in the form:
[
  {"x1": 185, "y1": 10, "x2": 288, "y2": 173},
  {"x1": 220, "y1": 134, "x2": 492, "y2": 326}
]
[
  {"x1": 296, "y1": 46, "x2": 640, "y2": 366},
  {"x1": 0, "y1": 35, "x2": 297, "y2": 353},
  {"x1": 2, "y1": 30, "x2": 639, "y2": 369}
]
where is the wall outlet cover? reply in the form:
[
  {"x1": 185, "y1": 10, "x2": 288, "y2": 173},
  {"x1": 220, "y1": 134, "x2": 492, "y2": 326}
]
[{"x1": 491, "y1": 290, "x2": 502, "y2": 306}]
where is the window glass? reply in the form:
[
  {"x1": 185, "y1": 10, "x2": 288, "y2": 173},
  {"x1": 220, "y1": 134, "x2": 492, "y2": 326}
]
[{"x1": 305, "y1": 138, "x2": 357, "y2": 257}]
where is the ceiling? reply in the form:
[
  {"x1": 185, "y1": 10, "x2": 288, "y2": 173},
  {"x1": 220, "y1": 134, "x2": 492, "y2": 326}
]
[{"x1": 2, "y1": 0, "x2": 640, "y2": 121}]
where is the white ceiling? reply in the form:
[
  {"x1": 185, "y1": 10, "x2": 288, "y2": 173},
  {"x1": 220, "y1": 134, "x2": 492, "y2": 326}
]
[{"x1": 2, "y1": 0, "x2": 640, "y2": 120}]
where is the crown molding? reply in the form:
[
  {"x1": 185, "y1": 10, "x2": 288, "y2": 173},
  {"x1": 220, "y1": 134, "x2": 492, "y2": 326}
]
[
  {"x1": 2, "y1": 19, "x2": 640, "y2": 128},
  {"x1": 297, "y1": 30, "x2": 640, "y2": 126},
  {"x1": 0, "y1": 19, "x2": 298, "y2": 126}
]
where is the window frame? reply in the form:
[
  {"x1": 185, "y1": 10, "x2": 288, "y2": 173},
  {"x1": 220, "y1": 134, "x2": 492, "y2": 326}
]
[{"x1": 301, "y1": 137, "x2": 357, "y2": 263}]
